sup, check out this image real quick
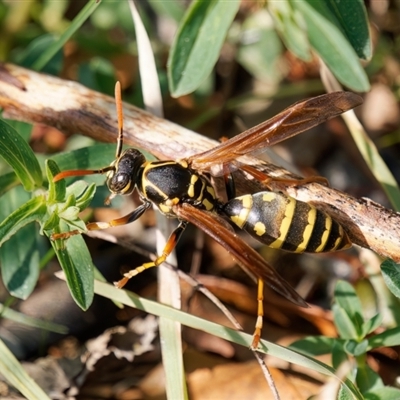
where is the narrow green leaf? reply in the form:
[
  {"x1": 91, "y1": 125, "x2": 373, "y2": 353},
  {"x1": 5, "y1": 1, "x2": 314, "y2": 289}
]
[
  {"x1": 268, "y1": 0, "x2": 311, "y2": 61},
  {"x1": 0, "y1": 339, "x2": 51, "y2": 400},
  {"x1": 289, "y1": 335, "x2": 337, "y2": 356},
  {"x1": 361, "y1": 313, "x2": 382, "y2": 337},
  {"x1": 46, "y1": 159, "x2": 66, "y2": 204},
  {"x1": 332, "y1": 304, "x2": 360, "y2": 340},
  {"x1": 0, "y1": 172, "x2": 19, "y2": 197},
  {"x1": 0, "y1": 195, "x2": 47, "y2": 248},
  {"x1": 52, "y1": 234, "x2": 94, "y2": 310},
  {"x1": 148, "y1": 0, "x2": 185, "y2": 22},
  {"x1": 237, "y1": 9, "x2": 284, "y2": 84},
  {"x1": 291, "y1": 0, "x2": 370, "y2": 92},
  {"x1": 0, "y1": 187, "x2": 40, "y2": 299},
  {"x1": 76, "y1": 184, "x2": 97, "y2": 211},
  {"x1": 168, "y1": 0, "x2": 240, "y2": 97},
  {"x1": 334, "y1": 280, "x2": 364, "y2": 336},
  {"x1": 0, "y1": 119, "x2": 42, "y2": 191},
  {"x1": 3, "y1": 120, "x2": 33, "y2": 142},
  {"x1": 356, "y1": 363, "x2": 384, "y2": 394},
  {"x1": 32, "y1": 0, "x2": 102, "y2": 71},
  {"x1": 17, "y1": 34, "x2": 63, "y2": 75},
  {"x1": 368, "y1": 326, "x2": 400, "y2": 349},
  {"x1": 50, "y1": 144, "x2": 117, "y2": 186},
  {"x1": 381, "y1": 259, "x2": 400, "y2": 299},
  {"x1": 325, "y1": 0, "x2": 371, "y2": 60},
  {"x1": 0, "y1": 303, "x2": 68, "y2": 334},
  {"x1": 364, "y1": 387, "x2": 400, "y2": 400},
  {"x1": 331, "y1": 339, "x2": 348, "y2": 370},
  {"x1": 93, "y1": 281, "x2": 363, "y2": 399},
  {"x1": 338, "y1": 386, "x2": 356, "y2": 400},
  {"x1": 0, "y1": 224, "x2": 39, "y2": 299}
]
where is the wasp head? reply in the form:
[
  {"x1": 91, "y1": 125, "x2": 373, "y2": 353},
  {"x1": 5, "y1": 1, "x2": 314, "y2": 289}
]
[{"x1": 106, "y1": 148, "x2": 146, "y2": 196}]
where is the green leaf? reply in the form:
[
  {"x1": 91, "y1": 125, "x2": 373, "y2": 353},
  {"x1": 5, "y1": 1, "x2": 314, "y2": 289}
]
[
  {"x1": 331, "y1": 339, "x2": 348, "y2": 370},
  {"x1": 364, "y1": 387, "x2": 400, "y2": 400},
  {"x1": 0, "y1": 303, "x2": 68, "y2": 334},
  {"x1": 291, "y1": 0, "x2": 370, "y2": 92},
  {"x1": 332, "y1": 303, "x2": 360, "y2": 340},
  {"x1": 0, "y1": 194, "x2": 47, "y2": 248},
  {"x1": 46, "y1": 159, "x2": 66, "y2": 204},
  {"x1": 381, "y1": 259, "x2": 400, "y2": 299},
  {"x1": 268, "y1": 0, "x2": 311, "y2": 61},
  {"x1": 356, "y1": 363, "x2": 384, "y2": 394},
  {"x1": 52, "y1": 234, "x2": 94, "y2": 310},
  {"x1": 50, "y1": 144, "x2": 117, "y2": 186},
  {"x1": 148, "y1": 0, "x2": 185, "y2": 22},
  {"x1": 0, "y1": 172, "x2": 19, "y2": 197},
  {"x1": 66, "y1": 181, "x2": 96, "y2": 211},
  {"x1": 17, "y1": 34, "x2": 63, "y2": 75},
  {"x1": 0, "y1": 119, "x2": 43, "y2": 191},
  {"x1": 338, "y1": 386, "x2": 356, "y2": 400},
  {"x1": 289, "y1": 335, "x2": 337, "y2": 356},
  {"x1": 0, "y1": 187, "x2": 40, "y2": 299},
  {"x1": 368, "y1": 326, "x2": 400, "y2": 349},
  {"x1": 361, "y1": 313, "x2": 382, "y2": 337},
  {"x1": 334, "y1": 280, "x2": 364, "y2": 336},
  {"x1": 168, "y1": 0, "x2": 240, "y2": 97},
  {"x1": 325, "y1": 0, "x2": 371, "y2": 60},
  {"x1": 78, "y1": 57, "x2": 116, "y2": 95},
  {"x1": 0, "y1": 339, "x2": 51, "y2": 400},
  {"x1": 32, "y1": 0, "x2": 101, "y2": 72},
  {"x1": 344, "y1": 339, "x2": 368, "y2": 357},
  {"x1": 3, "y1": 120, "x2": 33, "y2": 142},
  {"x1": 93, "y1": 281, "x2": 363, "y2": 399},
  {"x1": 236, "y1": 9, "x2": 284, "y2": 84}
]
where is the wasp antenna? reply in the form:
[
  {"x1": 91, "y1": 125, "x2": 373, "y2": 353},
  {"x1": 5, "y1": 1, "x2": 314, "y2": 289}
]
[
  {"x1": 53, "y1": 166, "x2": 115, "y2": 182},
  {"x1": 115, "y1": 81, "x2": 124, "y2": 159}
]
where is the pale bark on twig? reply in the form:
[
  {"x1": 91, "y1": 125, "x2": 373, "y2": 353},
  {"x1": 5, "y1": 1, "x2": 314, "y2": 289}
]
[{"x1": 0, "y1": 63, "x2": 399, "y2": 262}]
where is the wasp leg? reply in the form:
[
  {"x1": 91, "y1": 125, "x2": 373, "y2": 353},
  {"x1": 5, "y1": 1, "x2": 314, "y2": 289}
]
[
  {"x1": 115, "y1": 220, "x2": 188, "y2": 289},
  {"x1": 51, "y1": 201, "x2": 152, "y2": 240},
  {"x1": 241, "y1": 165, "x2": 329, "y2": 188},
  {"x1": 251, "y1": 278, "x2": 264, "y2": 349}
]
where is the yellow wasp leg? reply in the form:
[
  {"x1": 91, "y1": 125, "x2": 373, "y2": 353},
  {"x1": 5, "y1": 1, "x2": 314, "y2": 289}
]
[{"x1": 115, "y1": 220, "x2": 188, "y2": 288}]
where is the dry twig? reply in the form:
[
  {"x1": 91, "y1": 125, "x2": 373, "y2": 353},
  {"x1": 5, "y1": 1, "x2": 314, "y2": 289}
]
[{"x1": 0, "y1": 63, "x2": 399, "y2": 262}]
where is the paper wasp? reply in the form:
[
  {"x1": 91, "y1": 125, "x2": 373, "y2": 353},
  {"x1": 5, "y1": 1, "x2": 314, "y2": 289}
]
[{"x1": 52, "y1": 82, "x2": 362, "y2": 348}]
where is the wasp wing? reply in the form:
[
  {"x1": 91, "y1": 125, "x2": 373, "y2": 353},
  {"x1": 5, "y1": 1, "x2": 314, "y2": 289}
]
[
  {"x1": 189, "y1": 92, "x2": 363, "y2": 171},
  {"x1": 175, "y1": 203, "x2": 308, "y2": 307}
]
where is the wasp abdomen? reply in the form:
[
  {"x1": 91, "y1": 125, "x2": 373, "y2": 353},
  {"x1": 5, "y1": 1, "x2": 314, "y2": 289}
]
[{"x1": 222, "y1": 191, "x2": 350, "y2": 253}]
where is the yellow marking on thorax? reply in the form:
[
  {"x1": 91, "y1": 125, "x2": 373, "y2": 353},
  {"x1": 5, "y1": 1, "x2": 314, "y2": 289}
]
[
  {"x1": 188, "y1": 174, "x2": 199, "y2": 198},
  {"x1": 202, "y1": 198, "x2": 214, "y2": 211},
  {"x1": 253, "y1": 221, "x2": 266, "y2": 237},
  {"x1": 178, "y1": 159, "x2": 188, "y2": 168},
  {"x1": 159, "y1": 203, "x2": 172, "y2": 214},
  {"x1": 295, "y1": 206, "x2": 317, "y2": 253},
  {"x1": 315, "y1": 214, "x2": 332, "y2": 252},
  {"x1": 269, "y1": 196, "x2": 296, "y2": 249},
  {"x1": 206, "y1": 185, "x2": 216, "y2": 198},
  {"x1": 166, "y1": 197, "x2": 180, "y2": 206},
  {"x1": 142, "y1": 162, "x2": 164, "y2": 198}
]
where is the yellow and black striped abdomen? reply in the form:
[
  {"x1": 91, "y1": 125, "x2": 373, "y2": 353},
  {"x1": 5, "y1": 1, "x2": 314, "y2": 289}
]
[{"x1": 222, "y1": 191, "x2": 351, "y2": 253}]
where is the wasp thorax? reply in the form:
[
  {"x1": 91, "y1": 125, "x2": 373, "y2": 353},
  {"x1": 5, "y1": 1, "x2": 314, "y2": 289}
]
[{"x1": 106, "y1": 148, "x2": 146, "y2": 195}]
